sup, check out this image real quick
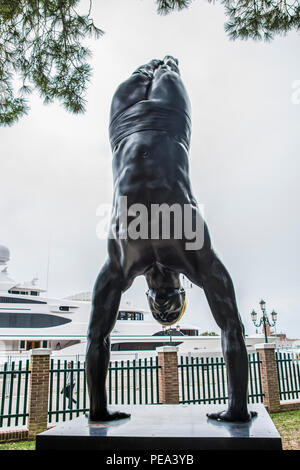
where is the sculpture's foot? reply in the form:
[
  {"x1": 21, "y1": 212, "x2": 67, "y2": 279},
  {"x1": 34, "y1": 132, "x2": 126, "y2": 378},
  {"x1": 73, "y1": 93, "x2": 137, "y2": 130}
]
[
  {"x1": 207, "y1": 409, "x2": 257, "y2": 423},
  {"x1": 87, "y1": 410, "x2": 131, "y2": 422},
  {"x1": 133, "y1": 59, "x2": 163, "y2": 78},
  {"x1": 149, "y1": 59, "x2": 164, "y2": 69}
]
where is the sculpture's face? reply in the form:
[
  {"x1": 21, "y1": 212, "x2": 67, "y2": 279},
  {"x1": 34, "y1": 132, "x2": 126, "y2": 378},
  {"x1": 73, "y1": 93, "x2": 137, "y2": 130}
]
[{"x1": 146, "y1": 287, "x2": 186, "y2": 325}]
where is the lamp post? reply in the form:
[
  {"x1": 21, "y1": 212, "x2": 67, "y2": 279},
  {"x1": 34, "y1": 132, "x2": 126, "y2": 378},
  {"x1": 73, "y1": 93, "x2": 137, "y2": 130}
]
[{"x1": 250, "y1": 299, "x2": 278, "y2": 343}]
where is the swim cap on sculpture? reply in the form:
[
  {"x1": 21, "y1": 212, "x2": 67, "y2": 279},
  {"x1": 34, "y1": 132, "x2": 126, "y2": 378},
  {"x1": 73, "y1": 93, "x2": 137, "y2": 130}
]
[{"x1": 147, "y1": 286, "x2": 186, "y2": 326}]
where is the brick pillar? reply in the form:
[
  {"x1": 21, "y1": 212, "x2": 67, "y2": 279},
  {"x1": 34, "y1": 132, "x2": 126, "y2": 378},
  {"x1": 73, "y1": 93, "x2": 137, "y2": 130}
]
[
  {"x1": 28, "y1": 349, "x2": 51, "y2": 439},
  {"x1": 157, "y1": 346, "x2": 179, "y2": 404},
  {"x1": 262, "y1": 323, "x2": 271, "y2": 338},
  {"x1": 255, "y1": 343, "x2": 280, "y2": 413}
]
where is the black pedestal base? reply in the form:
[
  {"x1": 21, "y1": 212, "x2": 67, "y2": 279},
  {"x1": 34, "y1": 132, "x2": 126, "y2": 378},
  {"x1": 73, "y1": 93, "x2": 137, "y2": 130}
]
[{"x1": 36, "y1": 404, "x2": 282, "y2": 450}]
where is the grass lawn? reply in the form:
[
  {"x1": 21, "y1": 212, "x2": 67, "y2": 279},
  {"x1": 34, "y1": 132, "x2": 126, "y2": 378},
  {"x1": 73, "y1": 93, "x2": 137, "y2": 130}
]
[
  {"x1": 271, "y1": 409, "x2": 300, "y2": 450},
  {"x1": 0, "y1": 440, "x2": 35, "y2": 450}
]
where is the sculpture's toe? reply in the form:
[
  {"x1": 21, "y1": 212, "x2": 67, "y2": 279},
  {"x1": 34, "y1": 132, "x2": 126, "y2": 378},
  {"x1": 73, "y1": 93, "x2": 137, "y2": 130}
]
[
  {"x1": 163, "y1": 55, "x2": 179, "y2": 65},
  {"x1": 162, "y1": 55, "x2": 180, "y2": 74},
  {"x1": 150, "y1": 59, "x2": 163, "y2": 68}
]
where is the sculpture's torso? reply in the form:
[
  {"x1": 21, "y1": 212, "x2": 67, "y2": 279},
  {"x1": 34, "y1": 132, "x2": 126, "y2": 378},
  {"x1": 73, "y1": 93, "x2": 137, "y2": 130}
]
[{"x1": 112, "y1": 129, "x2": 195, "y2": 206}]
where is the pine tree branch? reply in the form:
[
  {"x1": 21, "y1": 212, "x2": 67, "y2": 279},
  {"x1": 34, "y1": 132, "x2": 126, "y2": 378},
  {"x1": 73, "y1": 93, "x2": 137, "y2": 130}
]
[{"x1": 0, "y1": 0, "x2": 104, "y2": 126}]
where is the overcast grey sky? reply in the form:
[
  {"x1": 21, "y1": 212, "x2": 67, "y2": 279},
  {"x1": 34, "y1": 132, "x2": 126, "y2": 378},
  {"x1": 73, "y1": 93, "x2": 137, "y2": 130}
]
[{"x1": 1, "y1": 0, "x2": 300, "y2": 337}]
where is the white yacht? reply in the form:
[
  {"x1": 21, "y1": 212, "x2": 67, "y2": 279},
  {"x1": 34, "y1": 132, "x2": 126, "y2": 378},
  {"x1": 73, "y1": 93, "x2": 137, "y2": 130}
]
[
  {"x1": 0, "y1": 245, "x2": 271, "y2": 362},
  {"x1": 0, "y1": 245, "x2": 89, "y2": 357},
  {"x1": 0, "y1": 245, "x2": 205, "y2": 361}
]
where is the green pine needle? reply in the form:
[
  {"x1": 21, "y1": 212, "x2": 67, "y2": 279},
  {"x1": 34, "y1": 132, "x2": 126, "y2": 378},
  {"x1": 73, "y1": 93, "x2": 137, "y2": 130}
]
[{"x1": 0, "y1": 0, "x2": 104, "y2": 126}]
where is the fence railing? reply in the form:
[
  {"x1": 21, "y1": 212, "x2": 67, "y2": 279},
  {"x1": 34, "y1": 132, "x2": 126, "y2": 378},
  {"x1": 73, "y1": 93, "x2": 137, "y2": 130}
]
[
  {"x1": 276, "y1": 351, "x2": 300, "y2": 401},
  {"x1": 48, "y1": 357, "x2": 161, "y2": 424},
  {"x1": 1, "y1": 351, "x2": 300, "y2": 429},
  {"x1": 0, "y1": 360, "x2": 30, "y2": 428},
  {"x1": 48, "y1": 360, "x2": 87, "y2": 424},
  {"x1": 178, "y1": 353, "x2": 263, "y2": 404},
  {"x1": 107, "y1": 358, "x2": 160, "y2": 406}
]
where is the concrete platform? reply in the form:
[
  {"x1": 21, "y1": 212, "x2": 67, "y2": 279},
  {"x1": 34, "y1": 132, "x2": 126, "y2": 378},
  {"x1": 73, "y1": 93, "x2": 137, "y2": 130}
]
[{"x1": 36, "y1": 404, "x2": 282, "y2": 450}]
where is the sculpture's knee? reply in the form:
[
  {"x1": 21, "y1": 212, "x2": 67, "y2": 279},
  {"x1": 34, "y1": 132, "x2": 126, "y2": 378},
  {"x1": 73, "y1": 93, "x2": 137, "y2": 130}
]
[
  {"x1": 222, "y1": 320, "x2": 245, "y2": 357},
  {"x1": 223, "y1": 320, "x2": 244, "y2": 338},
  {"x1": 87, "y1": 330, "x2": 110, "y2": 351}
]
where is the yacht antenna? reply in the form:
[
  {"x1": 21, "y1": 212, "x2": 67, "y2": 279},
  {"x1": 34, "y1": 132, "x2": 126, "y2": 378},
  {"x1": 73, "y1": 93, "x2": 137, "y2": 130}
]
[{"x1": 46, "y1": 234, "x2": 51, "y2": 292}]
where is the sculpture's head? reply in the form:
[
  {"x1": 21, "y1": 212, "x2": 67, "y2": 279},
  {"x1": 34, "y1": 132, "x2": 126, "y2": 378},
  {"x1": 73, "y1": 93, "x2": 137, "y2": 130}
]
[{"x1": 146, "y1": 287, "x2": 186, "y2": 326}]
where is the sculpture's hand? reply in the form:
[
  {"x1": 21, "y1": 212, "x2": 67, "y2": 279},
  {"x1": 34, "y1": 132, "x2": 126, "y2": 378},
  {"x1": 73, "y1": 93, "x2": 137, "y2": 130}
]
[
  {"x1": 207, "y1": 410, "x2": 257, "y2": 423},
  {"x1": 87, "y1": 410, "x2": 131, "y2": 422}
]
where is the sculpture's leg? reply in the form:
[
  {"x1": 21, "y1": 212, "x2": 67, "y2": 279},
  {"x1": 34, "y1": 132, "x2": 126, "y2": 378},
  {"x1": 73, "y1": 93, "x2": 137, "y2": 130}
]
[
  {"x1": 86, "y1": 260, "x2": 129, "y2": 421},
  {"x1": 148, "y1": 56, "x2": 191, "y2": 116},
  {"x1": 195, "y1": 252, "x2": 257, "y2": 422},
  {"x1": 109, "y1": 59, "x2": 162, "y2": 122}
]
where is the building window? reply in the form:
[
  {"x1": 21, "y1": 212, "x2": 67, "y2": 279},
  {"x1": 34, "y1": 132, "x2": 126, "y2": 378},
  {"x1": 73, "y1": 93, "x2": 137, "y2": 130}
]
[
  {"x1": 26, "y1": 341, "x2": 41, "y2": 350},
  {"x1": 117, "y1": 311, "x2": 144, "y2": 321},
  {"x1": 20, "y1": 340, "x2": 25, "y2": 349},
  {"x1": 42, "y1": 340, "x2": 48, "y2": 348},
  {"x1": 180, "y1": 329, "x2": 199, "y2": 336}
]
